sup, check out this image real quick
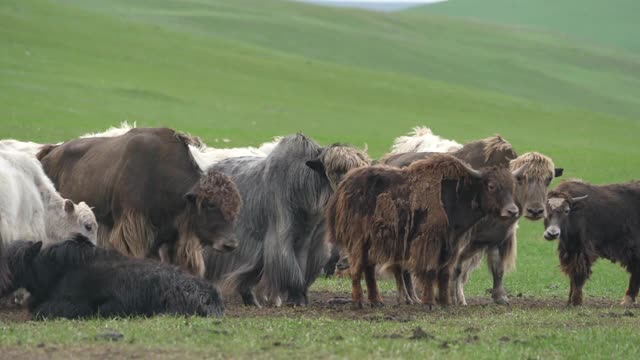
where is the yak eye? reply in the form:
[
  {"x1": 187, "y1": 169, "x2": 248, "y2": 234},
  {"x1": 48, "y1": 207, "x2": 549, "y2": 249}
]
[
  {"x1": 564, "y1": 208, "x2": 570, "y2": 215},
  {"x1": 206, "y1": 203, "x2": 217, "y2": 211},
  {"x1": 488, "y1": 183, "x2": 497, "y2": 192},
  {"x1": 84, "y1": 224, "x2": 93, "y2": 232}
]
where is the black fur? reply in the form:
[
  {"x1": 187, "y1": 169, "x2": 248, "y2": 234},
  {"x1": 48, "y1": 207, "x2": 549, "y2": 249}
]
[{"x1": 3, "y1": 238, "x2": 224, "y2": 319}]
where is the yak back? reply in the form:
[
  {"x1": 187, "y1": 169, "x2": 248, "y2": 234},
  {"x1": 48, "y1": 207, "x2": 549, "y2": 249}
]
[
  {"x1": 551, "y1": 180, "x2": 640, "y2": 267},
  {"x1": 37, "y1": 128, "x2": 202, "y2": 227}
]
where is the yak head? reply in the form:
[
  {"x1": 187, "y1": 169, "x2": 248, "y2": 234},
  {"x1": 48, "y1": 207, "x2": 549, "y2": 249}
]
[
  {"x1": 470, "y1": 165, "x2": 519, "y2": 220},
  {"x1": 510, "y1": 152, "x2": 564, "y2": 221},
  {"x1": 306, "y1": 144, "x2": 371, "y2": 191},
  {"x1": 184, "y1": 169, "x2": 242, "y2": 253},
  {"x1": 543, "y1": 191, "x2": 588, "y2": 241},
  {"x1": 46, "y1": 199, "x2": 98, "y2": 245}
]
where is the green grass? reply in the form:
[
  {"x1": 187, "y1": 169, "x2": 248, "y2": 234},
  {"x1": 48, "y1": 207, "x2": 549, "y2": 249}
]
[
  {"x1": 413, "y1": 0, "x2": 640, "y2": 55},
  {"x1": 1, "y1": 0, "x2": 640, "y2": 358}
]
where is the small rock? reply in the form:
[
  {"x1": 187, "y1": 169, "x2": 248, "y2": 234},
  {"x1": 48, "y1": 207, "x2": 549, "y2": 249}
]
[
  {"x1": 95, "y1": 330, "x2": 124, "y2": 342},
  {"x1": 36, "y1": 342, "x2": 45, "y2": 348},
  {"x1": 517, "y1": 293, "x2": 523, "y2": 298},
  {"x1": 410, "y1": 327, "x2": 435, "y2": 340}
]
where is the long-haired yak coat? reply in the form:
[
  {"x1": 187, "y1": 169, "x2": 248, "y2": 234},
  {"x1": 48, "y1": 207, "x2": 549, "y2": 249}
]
[
  {"x1": 2, "y1": 238, "x2": 224, "y2": 319},
  {"x1": 543, "y1": 180, "x2": 640, "y2": 306},
  {"x1": 205, "y1": 134, "x2": 370, "y2": 307},
  {"x1": 36, "y1": 128, "x2": 242, "y2": 277},
  {"x1": 382, "y1": 135, "x2": 561, "y2": 305},
  {"x1": 327, "y1": 153, "x2": 517, "y2": 308}
]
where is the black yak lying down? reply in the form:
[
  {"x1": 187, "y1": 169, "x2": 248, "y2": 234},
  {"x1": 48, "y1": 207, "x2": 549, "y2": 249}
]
[{"x1": 2, "y1": 238, "x2": 224, "y2": 319}]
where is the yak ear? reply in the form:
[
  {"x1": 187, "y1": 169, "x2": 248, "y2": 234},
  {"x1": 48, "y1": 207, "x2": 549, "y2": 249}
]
[
  {"x1": 26, "y1": 241, "x2": 43, "y2": 262},
  {"x1": 63, "y1": 199, "x2": 75, "y2": 213},
  {"x1": 184, "y1": 192, "x2": 197, "y2": 204},
  {"x1": 306, "y1": 159, "x2": 325, "y2": 174},
  {"x1": 554, "y1": 168, "x2": 564, "y2": 178}
]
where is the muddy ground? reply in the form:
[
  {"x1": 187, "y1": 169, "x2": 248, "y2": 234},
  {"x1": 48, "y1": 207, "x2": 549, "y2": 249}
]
[{"x1": 0, "y1": 290, "x2": 628, "y2": 324}]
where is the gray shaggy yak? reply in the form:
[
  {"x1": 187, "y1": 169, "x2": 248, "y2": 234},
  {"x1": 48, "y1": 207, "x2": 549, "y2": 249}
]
[
  {"x1": 205, "y1": 134, "x2": 370, "y2": 307},
  {"x1": 1, "y1": 237, "x2": 224, "y2": 319}
]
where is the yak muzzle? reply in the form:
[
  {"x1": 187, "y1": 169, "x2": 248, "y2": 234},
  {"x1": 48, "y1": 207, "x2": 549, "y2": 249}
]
[
  {"x1": 213, "y1": 238, "x2": 238, "y2": 253},
  {"x1": 500, "y1": 204, "x2": 519, "y2": 219},
  {"x1": 544, "y1": 226, "x2": 561, "y2": 241},
  {"x1": 525, "y1": 207, "x2": 545, "y2": 220}
]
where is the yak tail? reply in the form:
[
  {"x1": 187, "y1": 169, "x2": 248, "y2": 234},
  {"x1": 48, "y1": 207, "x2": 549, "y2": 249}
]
[
  {"x1": 109, "y1": 210, "x2": 154, "y2": 259},
  {"x1": 175, "y1": 232, "x2": 205, "y2": 277},
  {"x1": 500, "y1": 226, "x2": 518, "y2": 273},
  {"x1": 36, "y1": 144, "x2": 57, "y2": 161}
]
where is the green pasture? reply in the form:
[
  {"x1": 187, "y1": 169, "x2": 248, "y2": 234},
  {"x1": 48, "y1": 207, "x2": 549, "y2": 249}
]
[{"x1": 1, "y1": 0, "x2": 639, "y2": 358}]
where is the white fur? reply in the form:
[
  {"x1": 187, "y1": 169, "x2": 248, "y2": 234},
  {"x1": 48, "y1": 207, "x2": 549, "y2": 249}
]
[
  {"x1": 390, "y1": 126, "x2": 462, "y2": 154},
  {"x1": 0, "y1": 139, "x2": 45, "y2": 157},
  {"x1": 78, "y1": 121, "x2": 136, "y2": 139},
  {"x1": 0, "y1": 150, "x2": 98, "y2": 245},
  {"x1": 188, "y1": 137, "x2": 282, "y2": 171}
]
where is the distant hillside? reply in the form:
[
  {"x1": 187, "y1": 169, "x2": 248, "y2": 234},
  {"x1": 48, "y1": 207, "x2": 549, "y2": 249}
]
[{"x1": 412, "y1": 0, "x2": 640, "y2": 55}]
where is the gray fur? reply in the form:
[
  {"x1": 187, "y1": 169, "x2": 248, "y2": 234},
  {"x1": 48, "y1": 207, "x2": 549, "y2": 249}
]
[{"x1": 205, "y1": 134, "x2": 368, "y2": 306}]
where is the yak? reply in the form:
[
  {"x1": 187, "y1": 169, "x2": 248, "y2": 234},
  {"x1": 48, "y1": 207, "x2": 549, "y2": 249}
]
[
  {"x1": 327, "y1": 153, "x2": 518, "y2": 309},
  {"x1": 37, "y1": 127, "x2": 241, "y2": 277},
  {"x1": 543, "y1": 180, "x2": 640, "y2": 306},
  {"x1": 205, "y1": 134, "x2": 370, "y2": 307},
  {"x1": 2, "y1": 238, "x2": 224, "y2": 319}
]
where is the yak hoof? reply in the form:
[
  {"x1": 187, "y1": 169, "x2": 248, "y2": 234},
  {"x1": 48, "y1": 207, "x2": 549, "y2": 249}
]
[
  {"x1": 621, "y1": 296, "x2": 636, "y2": 307},
  {"x1": 423, "y1": 303, "x2": 436, "y2": 311},
  {"x1": 493, "y1": 296, "x2": 510, "y2": 306},
  {"x1": 352, "y1": 302, "x2": 364, "y2": 310}
]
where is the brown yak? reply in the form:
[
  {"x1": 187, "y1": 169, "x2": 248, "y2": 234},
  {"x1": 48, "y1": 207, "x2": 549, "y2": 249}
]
[
  {"x1": 37, "y1": 127, "x2": 241, "y2": 276},
  {"x1": 327, "y1": 153, "x2": 518, "y2": 309}
]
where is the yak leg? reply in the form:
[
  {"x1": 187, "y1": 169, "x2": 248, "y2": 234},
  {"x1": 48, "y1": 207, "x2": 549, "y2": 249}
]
[
  {"x1": 350, "y1": 256, "x2": 365, "y2": 309},
  {"x1": 32, "y1": 299, "x2": 93, "y2": 320},
  {"x1": 302, "y1": 223, "x2": 330, "y2": 305},
  {"x1": 364, "y1": 264, "x2": 384, "y2": 307},
  {"x1": 487, "y1": 246, "x2": 509, "y2": 305},
  {"x1": 420, "y1": 270, "x2": 438, "y2": 310},
  {"x1": 622, "y1": 264, "x2": 640, "y2": 306},
  {"x1": 569, "y1": 272, "x2": 588, "y2": 306},
  {"x1": 263, "y1": 222, "x2": 306, "y2": 307},
  {"x1": 437, "y1": 267, "x2": 452, "y2": 306},
  {"x1": 403, "y1": 270, "x2": 421, "y2": 304},
  {"x1": 391, "y1": 265, "x2": 411, "y2": 305}
]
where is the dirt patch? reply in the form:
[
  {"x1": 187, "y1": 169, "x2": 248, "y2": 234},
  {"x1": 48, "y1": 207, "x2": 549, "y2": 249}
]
[
  {"x1": 0, "y1": 345, "x2": 204, "y2": 360},
  {"x1": 0, "y1": 290, "x2": 629, "y2": 325}
]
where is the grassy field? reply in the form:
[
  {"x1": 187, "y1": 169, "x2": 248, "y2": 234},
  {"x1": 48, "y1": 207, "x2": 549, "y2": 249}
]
[
  {"x1": 413, "y1": 0, "x2": 640, "y2": 55},
  {"x1": 1, "y1": 0, "x2": 639, "y2": 358}
]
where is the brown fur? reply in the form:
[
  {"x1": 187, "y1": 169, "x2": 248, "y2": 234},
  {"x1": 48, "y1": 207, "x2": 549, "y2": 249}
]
[{"x1": 328, "y1": 153, "x2": 492, "y2": 307}]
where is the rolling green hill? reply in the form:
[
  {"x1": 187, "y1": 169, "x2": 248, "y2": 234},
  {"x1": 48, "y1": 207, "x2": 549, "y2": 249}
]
[{"x1": 413, "y1": 0, "x2": 640, "y2": 55}]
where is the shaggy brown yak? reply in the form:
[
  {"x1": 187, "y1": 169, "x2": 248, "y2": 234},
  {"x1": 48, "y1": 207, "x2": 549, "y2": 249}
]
[
  {"x1": 544, "y1": 180, "x2": 640, "y2": 306},
  {"x1": 327, "y1": 153, "x2": 517, "y2": 309},
  {"x1": 37, "y1": 128, "x2": 241, "y2": 276}
]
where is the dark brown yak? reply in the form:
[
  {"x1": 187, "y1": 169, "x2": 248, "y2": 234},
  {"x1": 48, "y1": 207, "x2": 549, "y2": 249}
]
[
  {"x1": 327, "y1": 153, "x2": 518, "y2": 309},
  {"x1": 36, "y1": 127, "x2": 241, "y2": 276},
  {"x1": 382, "y1": 135, "x2": 562, "y2": 305},
  {"x1": 543, "y1": 180, "x2": 640, "y2": 306}
]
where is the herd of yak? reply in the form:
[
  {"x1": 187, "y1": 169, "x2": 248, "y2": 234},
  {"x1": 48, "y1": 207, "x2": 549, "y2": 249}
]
[{"x1": 0, "y1": 124, "x2": 638, "y2": 319}]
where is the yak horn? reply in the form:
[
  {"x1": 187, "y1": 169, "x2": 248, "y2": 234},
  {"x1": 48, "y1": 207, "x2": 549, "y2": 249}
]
[
  {"x1": 462, "y1": 163, "x2": 483, "y2": 179},
  {"x1": 511, "y1": 164, "x2": 526, "y2": 178},
  {"x1": 571, "y1": 195, "x2": 589, "y2": 203}
]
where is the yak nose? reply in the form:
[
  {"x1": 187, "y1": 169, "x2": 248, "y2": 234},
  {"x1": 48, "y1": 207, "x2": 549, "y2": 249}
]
[
  {"x1": 526, "y1": 207, "x2": 545, "y2": 219},
  {"x1": 501, "y1": 204, "x2": 519, "y2": 219},
  {"x1": 544, "y1": 227, "x2": 561, "y2": 240}
]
